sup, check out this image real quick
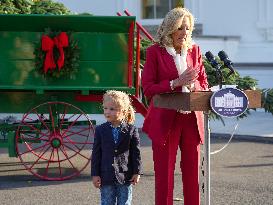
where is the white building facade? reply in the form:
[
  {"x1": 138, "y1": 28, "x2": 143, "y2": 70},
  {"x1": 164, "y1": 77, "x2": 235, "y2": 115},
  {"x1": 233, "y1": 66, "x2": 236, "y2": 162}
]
[{"x1": 56, "y1": 0, "x2": 273, "y2": 89}]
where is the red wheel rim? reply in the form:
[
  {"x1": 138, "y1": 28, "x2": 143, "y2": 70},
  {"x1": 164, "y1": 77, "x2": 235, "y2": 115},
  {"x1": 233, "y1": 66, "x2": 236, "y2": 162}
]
[{"x1": 16, "y1": 101, "x2": 94, "y2": 180}]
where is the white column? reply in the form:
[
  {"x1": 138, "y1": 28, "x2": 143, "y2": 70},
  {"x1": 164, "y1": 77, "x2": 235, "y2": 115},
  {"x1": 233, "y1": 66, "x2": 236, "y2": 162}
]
[{"x1": 256, "y1": 0, "x2": 273, "y2": 41}]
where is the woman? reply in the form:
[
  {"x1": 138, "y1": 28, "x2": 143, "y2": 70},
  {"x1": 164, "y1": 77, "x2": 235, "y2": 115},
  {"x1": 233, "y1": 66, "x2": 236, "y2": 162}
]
[{"x1": 141, "y1": 7, "x2": 208, "y2": 205}]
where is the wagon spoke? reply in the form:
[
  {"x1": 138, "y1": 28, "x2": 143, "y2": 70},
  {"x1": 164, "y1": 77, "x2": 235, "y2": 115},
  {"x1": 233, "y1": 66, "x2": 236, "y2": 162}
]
[
  {"x1": 63, "y1": 144, "x2": 90, "y2": 160},
  {"x1": 63, "y1": 135, "x2": 91, "y2": 149},
  {"x1": 21, "y1": 121, "x2": 49, "y2": 139},
  {"x1": 20, "y1": 142, "x2": 50, "y2": 156},
  {"x1": 63, "y1": 137, "x2": 81, "y2": 151},
  {"x1": 33, "y1": 109, "x2": 51, "y2": 132},
  {"x1": 63, "y1": 140, "x2": 92, "y2": 145},
  {"x1": 52, "y1": 147, "x2": 55, "y2": 159},
  {"x1": 21, "y1": 132, "x2": 49, "y2": 142},
  {"x1": 56, "y1": 148, "x2": 62, "y2": 176},
  {"x1": 66, "y1": 113, "x2": 78, "y2": 121},
  {"x1": 35, "y1": 142, "x2": 49, "y2": 159},
  {"x1": 44, "y1": 148, "x2": 55, "y2": 177},
  {"x1": 59, "y1": 104, "x2": 68, "y2": 129},
  {"x1": 24, "y1": 115, "x2": 40, "y2": 122},
  {"x1": 29, "y1": 145, "x2": 51, "y2": 169},
  {"x1": 62, "y1": 126, "x2": 90, "y2": 139},
  {"x1": 48, "y1": 105, "x2": 56, "y2": 133},
  {"x1": 60, "y1": 145, "x2": 78, "y2": 171},
  {"x1": 61, "y1": 114, "x2": 83, "y2": 136}
]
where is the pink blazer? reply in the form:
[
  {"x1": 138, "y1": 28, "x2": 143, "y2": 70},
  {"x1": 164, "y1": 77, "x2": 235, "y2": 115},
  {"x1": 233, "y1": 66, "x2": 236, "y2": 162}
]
[{"x1": 141, "y1": 44, "x2": 208, "y2": 146}]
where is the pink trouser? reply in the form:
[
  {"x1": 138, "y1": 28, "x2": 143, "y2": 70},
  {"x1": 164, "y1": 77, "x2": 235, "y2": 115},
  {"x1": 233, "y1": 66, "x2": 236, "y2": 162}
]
[{"x1": 152, "y1": 112, "x2": 201, "y2": 205}]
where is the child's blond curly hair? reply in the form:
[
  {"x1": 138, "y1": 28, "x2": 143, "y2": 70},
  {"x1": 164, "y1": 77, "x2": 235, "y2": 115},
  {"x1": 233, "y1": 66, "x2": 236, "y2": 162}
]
[{"x1": 103, "y1": 90, "x2": 135, "y2": 124}]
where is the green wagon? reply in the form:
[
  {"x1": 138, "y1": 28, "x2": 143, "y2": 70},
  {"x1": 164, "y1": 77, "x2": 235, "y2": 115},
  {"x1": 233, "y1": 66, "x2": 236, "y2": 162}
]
[{"x1": 0, "y1": 14, "x2": 146, "y2": 180}]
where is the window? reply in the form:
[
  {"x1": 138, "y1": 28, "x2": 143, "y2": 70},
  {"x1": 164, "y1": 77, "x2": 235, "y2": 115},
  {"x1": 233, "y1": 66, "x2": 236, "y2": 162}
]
[{"x1": 142, "y1": 0, "x2": 184, "y2": 19}]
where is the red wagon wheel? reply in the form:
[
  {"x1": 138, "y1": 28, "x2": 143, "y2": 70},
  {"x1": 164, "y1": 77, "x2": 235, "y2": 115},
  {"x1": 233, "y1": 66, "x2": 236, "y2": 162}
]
[{"x1": 16, "y1": 101, "x2": 94, "y2": 180}]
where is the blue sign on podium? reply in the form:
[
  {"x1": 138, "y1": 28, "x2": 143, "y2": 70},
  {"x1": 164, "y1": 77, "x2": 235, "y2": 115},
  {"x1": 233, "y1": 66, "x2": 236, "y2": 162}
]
[{"x1": 210, "y1": 88, "x2": 249, "y2": 117}]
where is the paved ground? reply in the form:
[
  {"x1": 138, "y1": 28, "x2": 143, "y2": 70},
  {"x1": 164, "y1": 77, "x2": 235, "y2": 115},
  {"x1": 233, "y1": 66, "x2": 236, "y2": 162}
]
[
  {"x1": 209, "y1": 109, "x2": 273, "y2": 138},
  {"x1": 0, "y1": 110, "x2": 273, "y2": 204},
  {"x1": 1, "y1": 134, "x2": 273, "y2": 205}
]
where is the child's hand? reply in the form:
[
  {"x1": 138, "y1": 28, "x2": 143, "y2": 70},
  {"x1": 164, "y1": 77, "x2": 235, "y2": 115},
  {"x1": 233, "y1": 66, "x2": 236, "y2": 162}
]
[
  {"x1": 92, "y1": 176, "x2": 101, "y2": 188},
  {"x1": 130, "y1": 174, "x2": 140, "y2": 185}
]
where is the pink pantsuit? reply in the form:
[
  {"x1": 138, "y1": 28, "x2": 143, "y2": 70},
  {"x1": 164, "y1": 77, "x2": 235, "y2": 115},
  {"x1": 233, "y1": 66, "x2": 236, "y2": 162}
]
[{"x1": 141, "y1": 44, "x2": 208, "y2": 205}]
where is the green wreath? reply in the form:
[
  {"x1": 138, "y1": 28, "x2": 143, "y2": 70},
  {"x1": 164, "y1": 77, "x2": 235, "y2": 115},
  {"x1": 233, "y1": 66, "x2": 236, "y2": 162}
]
[{"x1": 34, "y1": 28, "x2": 80, "y2": 79}]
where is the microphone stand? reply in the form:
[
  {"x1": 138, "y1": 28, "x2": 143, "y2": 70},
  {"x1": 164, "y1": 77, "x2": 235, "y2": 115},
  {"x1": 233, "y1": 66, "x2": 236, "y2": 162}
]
[
  {"x1": 215, "y1": 67, "x2": 223, "y2": 89},
  {"x1": 205, "y1": 51, "x2": 224, "y2": 90}
]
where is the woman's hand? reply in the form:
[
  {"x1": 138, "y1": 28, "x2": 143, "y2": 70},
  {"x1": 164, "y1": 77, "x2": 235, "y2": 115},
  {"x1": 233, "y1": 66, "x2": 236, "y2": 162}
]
[
  {"x1": 173, "y1": 67, "x2": 199, "y2": 88},
  {"x1": 92, "y1": 176, "x2": 101, "y2": 188},
  {"x1": 130, "y1": 174, "x2": 140, "y2": 185}
]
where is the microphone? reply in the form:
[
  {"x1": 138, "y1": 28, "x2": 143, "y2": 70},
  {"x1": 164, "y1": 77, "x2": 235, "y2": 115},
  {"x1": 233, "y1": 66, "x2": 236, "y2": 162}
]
[
  {"x1": 205, "y1": 51, "x2": 223, "y2": 88},
  {"x1": 218, "y1": 50, "x2": 235, "y2": 76},
  {"x1": 205, "y1": 51, "x2": 221, "y2": 70}
]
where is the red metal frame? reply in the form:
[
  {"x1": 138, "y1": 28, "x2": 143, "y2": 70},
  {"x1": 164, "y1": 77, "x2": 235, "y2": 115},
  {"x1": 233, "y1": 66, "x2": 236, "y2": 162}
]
[
  {"x1": 120, "y1": 10, "x2": 154, "y2": 99},
  {"x1": 129, "y1": 95, "x2": 148, "y2": 117},
  {"x1": 117, "y1": 10, "x2": 154, "y2": 41},
  {"x1": 123, "y1": 9, "x2": 154, "y2": 41},
  {"x1": 75, "y1": 94, "x2": 103, "y2": 102},
  {"x1": 135, "y1": 27, "x2": 141, "y2": 98}
]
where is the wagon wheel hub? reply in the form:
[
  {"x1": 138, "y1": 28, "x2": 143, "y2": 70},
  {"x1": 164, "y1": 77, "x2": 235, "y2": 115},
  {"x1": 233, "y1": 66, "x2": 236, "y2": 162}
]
[
  {"x1": 50, "y1": 131, "x2": 63, "y2": 148},
  {"x1": 51, "y1": 138, "x2": 62, "y2": 148}
]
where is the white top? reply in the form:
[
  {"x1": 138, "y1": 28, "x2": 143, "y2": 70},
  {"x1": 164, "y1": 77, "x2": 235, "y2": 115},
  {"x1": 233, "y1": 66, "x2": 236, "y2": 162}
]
[{"x1": 165, "y1": 46, "x2": 190, "y2": 92}]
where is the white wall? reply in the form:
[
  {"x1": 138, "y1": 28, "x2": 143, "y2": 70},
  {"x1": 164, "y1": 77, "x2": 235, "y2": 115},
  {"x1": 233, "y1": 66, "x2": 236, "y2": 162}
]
[
  {"x1": 186, "y1": 0, "x2": 273, "y2": 89},
  {"x1": 55, "y1": 0, "x2": 116, "y2": 15},
  {"x1": 194, "y1": 37, "x2": 240, "y2": 61},
  {"x1": 238, "y1": 69, "x2": 273, "y2": 89},
  {"x1": 189, "y1": 0, "x2": 273, "y2": 63},
  {"x1": 187, "y1": 0, "x2": 264, "y2": 42},
  {"x1": 55, "y1": 0, "x2": 140, "y2": 16}
]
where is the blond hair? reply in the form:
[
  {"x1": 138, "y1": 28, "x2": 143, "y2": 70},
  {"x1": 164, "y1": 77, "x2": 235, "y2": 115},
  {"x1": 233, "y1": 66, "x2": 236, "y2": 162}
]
[
  {"x1": 156, "y1": 7, "x2": 194, "y2": 50},
  {"x1": 103, "y1": 90, "x2": 135, "y2": 124}
]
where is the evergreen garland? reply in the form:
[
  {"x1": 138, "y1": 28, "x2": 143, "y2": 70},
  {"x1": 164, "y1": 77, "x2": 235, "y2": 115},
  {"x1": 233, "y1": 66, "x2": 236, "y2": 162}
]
[
  {"x1": 13, "y1": 0, "x2": 32, "y2": 14},
  {"x1": 262, "y1": 88, "x2": 273, "y2": 114},
  {"x1": 0, "y1": 0, "x2": 70, "y2": 15},
  {"x1": 34, "y1": 29, "x2": 80, "y2": 79},
  {"x1": 0, "y1": 0, "x2": 21, "y2": 14},
  {"x1": 31, "y1": 0, "x2": 71, "y2": 15}
]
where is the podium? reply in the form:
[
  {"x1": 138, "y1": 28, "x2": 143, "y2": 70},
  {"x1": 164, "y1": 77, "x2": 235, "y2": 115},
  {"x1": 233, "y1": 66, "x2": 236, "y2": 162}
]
[
  {"x1": 153, "y1": 90, "x2": 261, "y2": 111},
  {"x1": 153, "y1": 90, "x2": 261, "y2": 205}
]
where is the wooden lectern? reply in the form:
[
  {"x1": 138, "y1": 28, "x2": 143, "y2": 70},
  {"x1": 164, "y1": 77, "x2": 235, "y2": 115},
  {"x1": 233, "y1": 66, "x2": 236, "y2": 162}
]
[
  {"x1": 153, "y1": 90, "x2": 261, "y2": 205},
  {"x1": 153, "y1": 90, "x2": 261, "y2": 111}
]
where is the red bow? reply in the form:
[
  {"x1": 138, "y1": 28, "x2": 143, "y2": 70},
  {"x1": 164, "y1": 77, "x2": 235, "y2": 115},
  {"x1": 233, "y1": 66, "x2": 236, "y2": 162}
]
[{"x1": 41, "y1": 32, "x2": 69, "y2": 73}]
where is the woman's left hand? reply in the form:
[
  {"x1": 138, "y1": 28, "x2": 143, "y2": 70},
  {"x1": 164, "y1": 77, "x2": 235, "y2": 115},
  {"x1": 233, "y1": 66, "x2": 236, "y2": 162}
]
[
  {"x1": 130, "y1": 174, "x2": 140, "y2": 185},
  {"x1": 173, "y1": 67, "x2": 199, "y2": 88}
]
